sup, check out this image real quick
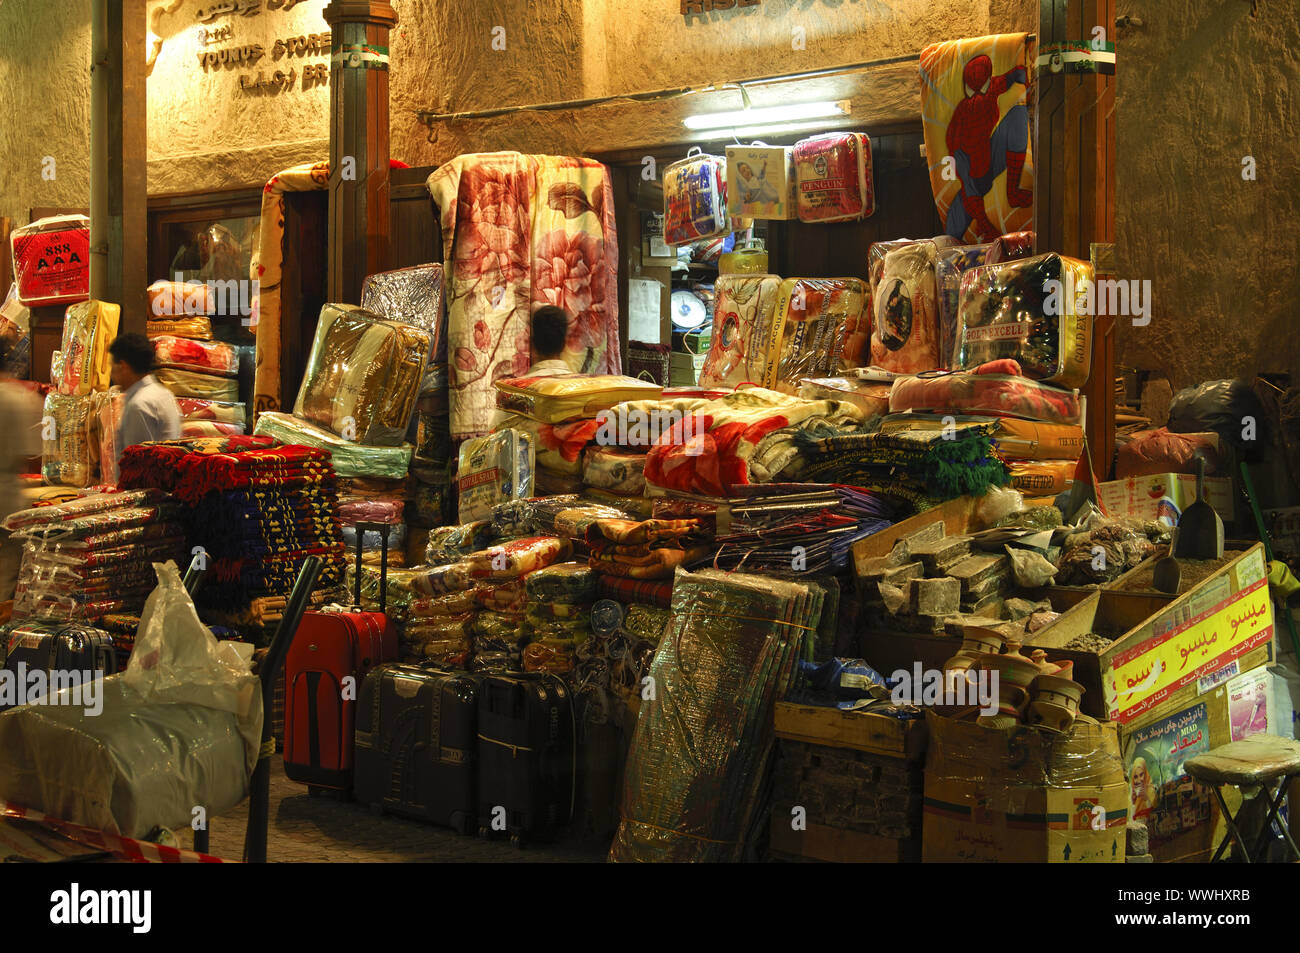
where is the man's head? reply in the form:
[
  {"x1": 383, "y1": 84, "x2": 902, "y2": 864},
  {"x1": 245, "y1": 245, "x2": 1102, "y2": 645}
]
[
  {"x1": 531, "y1": 305, "x2": 568, "y2": 362},
  {"x1": 108, "y1": 332, "x2": 155, "y2": 388}
]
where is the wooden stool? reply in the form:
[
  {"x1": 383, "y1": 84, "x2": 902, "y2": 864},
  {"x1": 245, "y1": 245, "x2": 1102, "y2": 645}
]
[{"x1": 1184, "y1": 735, "x2": 1300, "y2": 863}]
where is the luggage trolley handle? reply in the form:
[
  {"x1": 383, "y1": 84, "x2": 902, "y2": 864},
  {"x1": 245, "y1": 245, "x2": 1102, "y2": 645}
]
[{"x1": 352, "y1": 521, "x2": 394, "y2": 614}]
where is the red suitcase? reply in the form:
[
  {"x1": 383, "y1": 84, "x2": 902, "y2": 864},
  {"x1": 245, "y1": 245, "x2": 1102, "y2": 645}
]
[{"x1": 284, "y1": 522, "x2": 399, "y2": 793}]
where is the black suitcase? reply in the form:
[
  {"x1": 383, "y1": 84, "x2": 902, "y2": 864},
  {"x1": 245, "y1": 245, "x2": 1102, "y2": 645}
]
[
  {"x1": 0, "y1": 620, "x2": 117, "y2": 711},
  {"x1": 477, "y1": 672, "x2": 575, "y2": 847},
  {"x1": 353, "y1": 663, "x2": 480, "y2": 832}
]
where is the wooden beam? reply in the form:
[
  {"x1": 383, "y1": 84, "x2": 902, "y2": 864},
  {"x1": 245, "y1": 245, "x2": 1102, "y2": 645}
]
[
  {"x1": 1035, "y1": 0, "x2": 1117, "y2": 480},
  {"x1": 323, "y1": 0, "x2": 397, "y2": 304},
  {"x1": 90, "y1": 0, "x2": 148, "y2": 333}
]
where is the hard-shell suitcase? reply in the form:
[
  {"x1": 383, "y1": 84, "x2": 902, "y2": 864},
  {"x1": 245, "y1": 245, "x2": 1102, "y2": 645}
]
[
  {"x1": 0, "y1": 620, "x2": 116, "y2": 711},
  {"x1": 284, "y1": 522, "x2": 399, "y2": 792},
  {"x1": 476, "y1": 672, "x2": 575, "y2": 847},
  {"x1": 354, "y1": 663, "x2": 480, "y2": 831}
]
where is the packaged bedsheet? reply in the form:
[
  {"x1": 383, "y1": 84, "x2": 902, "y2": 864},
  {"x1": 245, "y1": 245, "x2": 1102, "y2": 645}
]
[
  {"x1": 252, "y1": 411, "x2": 413, "y2": 480},
  {"x1": 663, "y1": 148, "x2": 731, "y2": 246},
  {"x1": 294, "y1": 302, "x2": 429, "y2": 446},
  {"x1": 871, "y1": 241, "x2": 941, "y2": 374},
  {"x1": 58, "y1": 300, "x2": 120, "y2": 396},
  {"x1": 956, "y1": 252, "x2": 1094, "y2": 389},
  {"x1": 11, "y1": 215, "x2": 90, "y2": 307},
  {"x1": 696, "y1": 274, "x2": 782, "y2": 390},
  {"x1": 457, "y1": 429, "x2": 534, "y2": 523},
  {"x1": 767, "y1": 278, "x2": 867, "y2": 390},
  {"x1": 793, "y1": 133, "x2": 874, "y2": 223}
]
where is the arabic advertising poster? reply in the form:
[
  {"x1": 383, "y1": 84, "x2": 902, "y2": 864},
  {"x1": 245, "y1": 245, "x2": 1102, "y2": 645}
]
[
  {"x1": 1125, "y1": 702, "x2": 1212, "y2": 842},
  {"x1": 1228, "y1": 668, "x2": 1271, "y2": 741}
]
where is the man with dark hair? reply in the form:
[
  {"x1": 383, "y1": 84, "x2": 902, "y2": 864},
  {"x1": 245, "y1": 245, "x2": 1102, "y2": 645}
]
[
  {"x1": 109, "y1": 332, "x2": 181, "y2": 449},
  {"x1": 527, "y1": 305, "x2": 571, "y2": 377}
]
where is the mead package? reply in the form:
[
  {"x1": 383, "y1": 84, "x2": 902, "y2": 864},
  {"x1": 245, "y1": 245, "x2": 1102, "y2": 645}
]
[{"x1": 922, "y1": 712, "x2": 1128, "y2": 862}]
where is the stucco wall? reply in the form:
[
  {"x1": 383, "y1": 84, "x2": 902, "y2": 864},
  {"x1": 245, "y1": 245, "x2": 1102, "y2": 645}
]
[{"x1": 1114, "y1": 0, "x2": 1300, "y2": 389}]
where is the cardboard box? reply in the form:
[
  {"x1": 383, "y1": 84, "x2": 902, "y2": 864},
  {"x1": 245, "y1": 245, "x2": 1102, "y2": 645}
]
[
  {"x1": 1097, "y1": 472, "x2": 1234, "y2": 525},
  {"x1": 774, "y1": 702, "x2": 928, "y2": 761},
  {"x1": 922, "y1": 713, "x2": 1128, "y2": 863}
]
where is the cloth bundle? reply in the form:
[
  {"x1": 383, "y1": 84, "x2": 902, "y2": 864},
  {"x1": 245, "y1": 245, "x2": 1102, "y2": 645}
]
[
  {"x1": 696, "y1": 274, "x2": 783, "y2": 390},
  {"x1": 796, "y1": 377, "x2": 891, "y2": 419},
  {"x1": 956, "y1": 253, "x2": 1094, "y2": 388},
  {"x1": 585, "y1": 517, "x2": 710, "y2": 581},
  {"x1": 642, "y1": 387, "x2": 865, "y2": 497},
  {"x1": 57, "y1": 301, "x2": 120, "y2": 396},
  {"x1": 768, "y1": 278, "x2": 868, "y2": 390},
  {"x1": 152, "y1": 336, "x2": 238, "y2": 377},
  {"x1": 294, "y1": 303, "x2": 429, "y2": 446},
  {"x1": 360, "y1": 263, "x2": 446, "y2": 392},
  {"x1": 611, "y1": 568, "x2": 821, "y2": 862},
  {"x1": 871, "y1": 240, "x2": 942, "y2": 373},
  {"x1": 252, "y1": 412, "x2": 413, "y2": 481}
]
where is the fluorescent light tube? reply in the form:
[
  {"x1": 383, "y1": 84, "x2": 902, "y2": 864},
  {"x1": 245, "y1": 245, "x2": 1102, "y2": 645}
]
[{"x1": 683, "y1": 100, "x2": 848, "y2": 131}]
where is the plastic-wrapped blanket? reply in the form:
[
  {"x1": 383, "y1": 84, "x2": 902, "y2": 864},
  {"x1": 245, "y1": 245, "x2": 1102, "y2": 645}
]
[
  {"x1": 457, "y1": 429, "x2": 534, "y2": 522},
  {"x1": 360, "y1": 263, "x2": 446, "y2": 391},
  {"x1": 147, "y1": 316, "x2": 213, "y2": 341},
  {"x1": 610, "y1": 568, "x2": 820, "y2": 861},
  {"x1": 56, "y1": 300, "x2": 120, "y2": 396},
  {"x1": 496, "y1": 413, "x2": 598, "y2": 476},
  {"x1": 494, "y1": 374, "x2": 662, "y2": 424},
  {"x1": 464, "y1": 536, "x2": 570, "y2": 581},
  {"x1": 696, "y1": 274, "x2": 782, "y2": 390},
  {"x1": 252, "y1": 412, "x2": 413, "y2": 481},
  {"x1": 294, "y1": 303, "x2": 429, "y2": 446},
  {"x1": 157, "y1": 368, "x2": 238, "y2": 402},
  {"x1": 889, "y1": 365, "x2": 1082, "y2": 425},
  {"x1": 177, "y1": 397, "x2": 246, "y2": 425},
  {"x1": 936, "y1": 243, "x2": 990, "y2": 369},
  {"x1": 582, "y1": 446, "x2": 647, "y2": 495},
  {"x1": 89, "y1": 388, "x2": 125, "y2": 487},
  {"x1": 796, "y1": 377, "x2": 891, "y2": 419},
  {"x1": 768, "y1": 278, "x2": 867, "y2": 390},
  {"x1": 152, "y1": 335, "x2": 238, "y2": 377},
  {"x1": 10, "y1": 215, "x2": 90, "y2": 307},
  {"x1": 41, "y1": 392, "x2": 95, "y2": 487},
  {"x1": 662, "y1": 148, "x2": 731, "y2": 245},
  {"x1": 726, "y1": 144, "x2": 797, "y2": 220},
  {"x1": 793, "y1": 133, "x2": 874, "y2": 223},
  {"x1": 956, "y1": 253, "x2": 1094, "y2": 389},
  {"x1": 146, "y1": 280, "x2": 213, "y2": 320},
  {"x1": 871, "y1": 240, "x2": 942, "y2": 373}
]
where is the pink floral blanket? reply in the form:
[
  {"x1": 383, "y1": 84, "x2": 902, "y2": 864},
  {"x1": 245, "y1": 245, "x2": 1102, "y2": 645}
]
[{"x1": 426, "y1": 153, "x2": 620, "y2": 439}]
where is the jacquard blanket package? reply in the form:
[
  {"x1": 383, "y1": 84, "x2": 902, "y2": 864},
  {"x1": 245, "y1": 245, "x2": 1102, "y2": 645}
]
[
  {"x1": 767, "y1": 278, "x2": 867, "y2": 391},
  {"x1": 936, "y1": 244, "x2": 991, "y2": 370},
  {"x1": 493, "y1": 373, "x2": 662, "y2": 424},
  {"x1": 956, "y1": 252, "x2": 1094, "y2": 389},
  {"x1": 871, "y1": 240, "x2": 942, "y2": 373},
  {"x1": 495, "y1": 412, "x2": 597, "y2": 476},
  {"x1": 663, "y1": 148, "x2": 731, "y2": 246},
  {"x1": 359, "y1": 263, "x2": 446, "y2": 389},
  {"x1": 696, "y1": 274, "x2": 783, "y2": 390},
  {"x1": 57, "y1": 300, "x2": 120, "y2": 396},
  {"x1": 152, "y1": 335, "x2": 239, "y2": 377},
  {"x1": 726, "y1": 144, "x2": 797, "y2": 220},
  {"x1": 10, "y1": 215, "x2": 90, "y2": 307},
  {"x1": 156, "y1": 368, "x2": 239, "y2": 402},
  {"x1": 294, "y1": 302, "x2": 430, "y2": 446},
  {"x1": 793, "y1": 133, "x2": 875, "y2": 223},
  {"x1": 456, "y1": 429, "x2": 535, "y2": 523}
]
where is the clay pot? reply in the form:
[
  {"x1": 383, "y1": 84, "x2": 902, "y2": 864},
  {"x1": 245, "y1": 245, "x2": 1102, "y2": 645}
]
[
  {"x1": 1031, "y1": 674, "x2": 1085, "y2": 713},
  {"x1": 996, "y1": 684, "x2": 1030, "y2": 718},
  {"x1": 960, "y1": 628, "x2": 1004, "y2": 657},
  {"x1": 1029, "y1": 699, "x2": 1077, "y2": 732},
  {"x1": 977, "y1": 713, "x2": 1019, "y2": 730},
  {"x1": 976, "y1": 652, "x2": 1040, "y2": 691},
  {"x1": 943, "y1": 651, "x2": 976, "y2": 674}
]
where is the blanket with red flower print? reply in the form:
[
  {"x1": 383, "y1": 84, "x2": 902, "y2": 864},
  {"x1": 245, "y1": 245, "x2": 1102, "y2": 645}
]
[{"x1": 426, "y1": 153, "x2": 621, "y2": 440}]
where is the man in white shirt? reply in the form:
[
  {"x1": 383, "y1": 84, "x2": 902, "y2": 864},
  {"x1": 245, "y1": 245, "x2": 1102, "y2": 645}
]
[
  {"x1": 109, "y1": 332, "x2": 181, "y2": 451},
  {"x1": 524, "y1": 305, "x2": 573, "y2": 378}
]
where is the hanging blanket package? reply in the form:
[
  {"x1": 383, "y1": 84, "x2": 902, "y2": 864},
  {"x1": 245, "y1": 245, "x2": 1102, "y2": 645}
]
[
  {"x1": 726, "y1": 144, "x2": 797, "y2": 220},
  {"x1": 794, "y1": 133, "x2": 875, "y2": 223},
  {"x1": 294, "y1": 302, "x2": 430, "y2": 446},
  {"x1": 767, "y1": 278, "x2": 867, "y2": 390},
  {"x1": 956, "y1": 252, "x2": 1094, "y2": 389},
  {"x1": 663, "y1": 148, "x2": 731, "y2": 246},
  {"x1": 696, "y1": 274, "x2": 782, "y2": 390},
  {"x1": 457, "y1": 429, "x2": 535, "y2": 523},
  {"x1": 57, "y1": 300, "x2": 120, "y2": 396},
  {"x1": 871, "y1": 240, "x2": 942, "y2": 373},
  {"x1": 10, "y1": 215, "x2": 90, "y2": 307},
  {"x1": 493, "y1": 373, "x2": 662, "y2": 423},
  {"x1": 359, "y1": 263, "x2": 446, "y2": 392}
]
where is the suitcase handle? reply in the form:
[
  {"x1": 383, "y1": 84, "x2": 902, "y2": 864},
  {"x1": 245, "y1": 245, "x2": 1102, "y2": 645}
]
[{"x1": 352, "y1": 521, "x2": 393, "y2": 614}]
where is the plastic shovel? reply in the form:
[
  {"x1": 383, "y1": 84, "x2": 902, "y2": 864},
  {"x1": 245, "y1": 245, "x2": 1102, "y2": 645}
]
[{"x1": 1173, "y1": 456, "x2": 1223, "y2": 559}]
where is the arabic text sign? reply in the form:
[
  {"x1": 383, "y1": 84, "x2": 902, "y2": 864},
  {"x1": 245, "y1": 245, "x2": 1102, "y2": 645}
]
[{"x1": 1106, "y1": 578, "x2": 1274, "y2": 724}]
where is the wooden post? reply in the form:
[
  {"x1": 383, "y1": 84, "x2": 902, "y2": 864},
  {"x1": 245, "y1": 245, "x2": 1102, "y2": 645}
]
[
  {"x1": 323, "y1": 0, "x2": 397, "y2": 304},
  {"x1": 90, "y1": 0, "x2": 149, "y2": 333},
  {"x1": 1035, "y1": 0, "x2": 1117, "y2": 479}
]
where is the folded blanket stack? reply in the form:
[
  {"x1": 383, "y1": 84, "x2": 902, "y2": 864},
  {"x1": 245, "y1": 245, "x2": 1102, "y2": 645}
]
[
  {"x1": 3, "y1": 489, "x2": 186, "y2": 622},
  {"x1": 611, "y1": 568, "x2": 821, "y2": 862},
  {"x1": 889, "y1": 360, "x2": 1084, "y2": 497},
  {"x1": 585, "y1": 517, "x2": 710, "y2": 581},
  {"x1": 118, "y1": 436, "x2": 346, "y2": 610},
  {"x1": 42, "y1": 301, "x2": 121, "y2": 488},
  {"x1": 152, "y1": 336, "x2": 240, "y2": 412},
  {"x1": 520, "y1": 561, "x2": 596, "y2": 675}
]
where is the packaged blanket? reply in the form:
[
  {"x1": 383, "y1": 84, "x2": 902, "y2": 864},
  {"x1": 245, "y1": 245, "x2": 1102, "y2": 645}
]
[
  {"x1": 767, "y1": 278, "x2": 867, "y2": 391},
  {"x1": 147, "y1": 316, "x2": 213, "y2": 341},
  {"x1": 936, "y1": 244, "x2": 991, "y2": 370},
  {"x1": 871, "y1": 241, "x2": 942, "y2": 374},
  {"x1": 41, "y1": 392, "x2": 95, "y2": 487},
  {"x1": 1116, "y1": 428, "x2": 1221, "y2": 478},
  {"x1": 525, "y1": 561, "x2": 597, "y2": 603},
  {"x1": 1007, "y1": 458, "x2": 1077, "y2": 497},
  {"x1": 251, "y1": 412, "x2": 412, "y2": 481},
  {"x1": 58, "y1": 300, "x2": 120, "y2": 396},
  {"x1": 465, "y1": 536, "x2": 570, "y2": 581},
  {"x1": 987, "y1": 230, "x2": 1035, "y2": 263},
  {"x1": 294, "y1": 303, "x2": 429, "y2": 446},
  {"x1": 457, "y1": 429, "x2": 534, "y2": 523},
  {"x1": 663, "y1": 148, "x2": 731, "y2": 245},
  {"x1": 494, "y1": 374, "x2": 662, "y2": 424},
  {"x1": 919, "y1": 34, "x2": 1034, "y2": 242},
  {"x1": 994, "y1": 417, "x2": 1085, "y2": 461},
  {"x1": 176, "y1": 397, "x2": 246, "y2": 425},
  {"x1": 146, "y1": 281, "x2": 214, "y2": 320},
  {"x1": 794, "y1": 133, "x2": 874, "y2": 223},
  {"x1": 11, "y1": 215, "x2": 90, "y2": 307},
  {"x1": 888, "y1": 367, "x2": 1082, "y2": 425},
  {"x1": 495, "y1": 412, "x2": 598, "y2": 476},
  {"x1": 89, "y1": 388, "x2": 126, "y2": 487},
  {"x1": 696, "y1": 274, "x2": 782, "y2": 390},
  {"x1": 956, "y1": 253, "x2": 1094, "y2": 389},
  {"x1": 156, "y1": 367, "x2": 239, "y2": 402},
  {"x1": 726, "y1": 144, "x2": 797, "y2": 220},
  {"x1": 796, "y1": 378, "x2": 891, "y2": 419},
  {"x1": 360, "y1": 263, "x2": 446, "y2": 391},
  {"x1": 152, "y1": 335, "x2": 238, "y2": 377},
  {"x1": 582, "y1": 445, "x2": 647, "y2": 496},
  {"x1": 426, "y1": 521, "x2": 495, "y2": 564}
]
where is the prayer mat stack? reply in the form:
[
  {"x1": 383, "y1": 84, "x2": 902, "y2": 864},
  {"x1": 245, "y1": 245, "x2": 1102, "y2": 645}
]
[{"x1": 118, "y1": 435, "x2": 346, "y2": 611}]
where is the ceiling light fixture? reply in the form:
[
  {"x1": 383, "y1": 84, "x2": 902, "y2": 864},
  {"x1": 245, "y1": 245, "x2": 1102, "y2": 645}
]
[{"x1": 683, "y1": 99, "x2": 850, "y2": 131}]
